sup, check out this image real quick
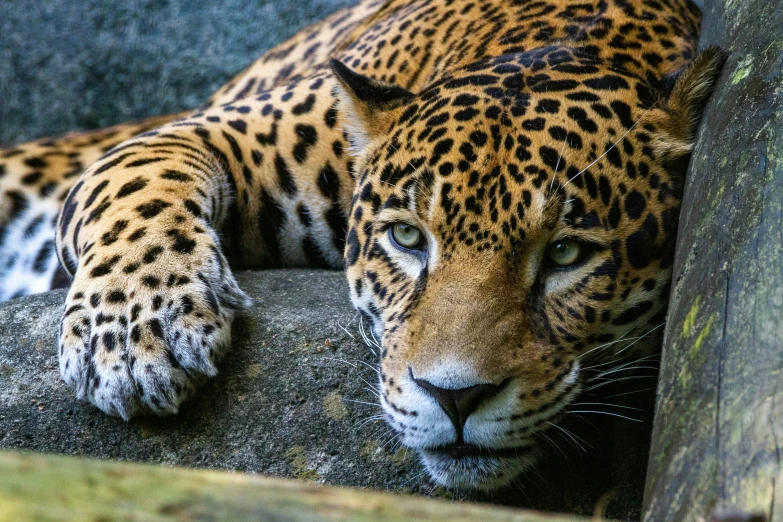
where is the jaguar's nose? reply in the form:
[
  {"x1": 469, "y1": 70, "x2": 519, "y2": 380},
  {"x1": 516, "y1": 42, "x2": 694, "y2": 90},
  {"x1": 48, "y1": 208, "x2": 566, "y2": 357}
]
[{"x1": 411, "y1": 370, "x2": 505, "y2": 443}]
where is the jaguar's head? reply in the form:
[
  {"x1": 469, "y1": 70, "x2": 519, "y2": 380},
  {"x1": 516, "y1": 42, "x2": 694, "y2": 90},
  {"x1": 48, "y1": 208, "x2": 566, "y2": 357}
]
[{"x1": 332, "y1": 46, "x2": 724, "y2": 490}]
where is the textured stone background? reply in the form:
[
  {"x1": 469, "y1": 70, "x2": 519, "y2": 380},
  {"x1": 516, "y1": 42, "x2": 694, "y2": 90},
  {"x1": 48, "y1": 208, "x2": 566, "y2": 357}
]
[
  {"x1": 0, "y1": 0, "x2": 354, "y2": 146},
  {"x1": 0, "y1": 271, "x2": 424, "y2": 491}
]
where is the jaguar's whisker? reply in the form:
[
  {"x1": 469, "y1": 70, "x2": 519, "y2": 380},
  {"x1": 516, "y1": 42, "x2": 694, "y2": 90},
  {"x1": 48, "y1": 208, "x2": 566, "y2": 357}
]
[
  {"x1": 547, "y1": 421, "x2": 591, "y2": 453},
  {"x1": 363, "y1": 385, "x2": 383, "y2": 398},
  {"x1": 337, "y1": 322, "x2": 357, "y2": 341},
  {"x1": 549, "y1": 136, "x2": 569, "y2": 191},
  {"x1": 341, "y1": 398, "x2": 381, "y2": 407},
  {"x1": 601, "y1": 386, "x2": 658, "y2": 399},
  {"x1": 566, "y1": 413, "x2": 603, "y2": 433},
  {"x1": 571, "y1": 401, "x2": 644, "y2": 411},
  {"x1": 401, "y1": 469, "x2": 430, "y2": 487},
  {"x1": 358, "y1": 332, "x2": 379, "y2": 358},
  {"x1": 321, "y1": 355, "x2": 380, "y2": 375},
  {"x1": 566, "y1": 409, "x2": 643, "y2": 423},
  {"x1": 614, "y1": 321, "x2": 665, "y2": 356},
  {"x1": 535, "y1": 430, "x2": 569, "y2": 460},
  {"x1": 372, "y1": 426, "x2": 396, "y2": 443},
  {"x1": 586, "y1": 353, "x2": 660, "y2": 380},
  {"x1": 576, "y1": 325, "x2": 646, "y2": 360},
  {"x1": 351, "y1": 414, "x2": 386, "y2": 430},
  {"x1": 584, "y1": 374, "x2": 658, "y2": 392},
  {"x1": 389, "y1": 436, "x2": 405, "y2": 454},
  {"x1": 563, "y1": 104, "x2": 656, "y2": 188},
  {"x1": 358, "y1": 316, "x2": 382, "y2": 356},
  {"x1": 381, "y1": 431, "x2": 403, "y2": 450},
  {"x1": 320, "y1": 356, "x2": 382, "y2": 396},
  {"x1": 584, "y1": 352, "x2": 659, "y2": 372},
  {"x1": 589, "y1": 365, "x2": 659, "y2": 380}
]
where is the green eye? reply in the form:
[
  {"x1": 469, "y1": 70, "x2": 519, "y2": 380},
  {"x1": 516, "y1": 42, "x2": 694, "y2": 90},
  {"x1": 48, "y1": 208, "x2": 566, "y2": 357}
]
[
  {"x1": 391, "y1": 223, "x2": 424, "y2": 250},
  {"x1": 547, "y1": 239, "x2": 583, "y2": 267}
]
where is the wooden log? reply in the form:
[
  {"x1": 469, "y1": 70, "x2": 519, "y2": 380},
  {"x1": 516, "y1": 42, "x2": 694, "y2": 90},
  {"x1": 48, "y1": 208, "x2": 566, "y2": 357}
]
[
  {"x1": 642, "y1": 0, "x2": 783, "y2": 520},
  {"x1": 0, "y1": 450, "x2": 585, "y2": 522}
]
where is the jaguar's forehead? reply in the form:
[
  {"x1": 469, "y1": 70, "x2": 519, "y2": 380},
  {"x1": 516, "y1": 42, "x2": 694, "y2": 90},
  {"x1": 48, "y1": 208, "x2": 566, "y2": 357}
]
[
  {"x1": 404, "y1": 46, "x2": 656, "y2": 126},
  {"x1": 356, "y1": 47, "x2": 673, "y2": 253}
]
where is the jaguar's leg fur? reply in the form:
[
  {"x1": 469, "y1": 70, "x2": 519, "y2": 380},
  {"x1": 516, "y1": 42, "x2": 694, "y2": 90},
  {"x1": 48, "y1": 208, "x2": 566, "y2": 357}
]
[{"x1": 0, "y1": 115, "x2": 180, "y2": 300}]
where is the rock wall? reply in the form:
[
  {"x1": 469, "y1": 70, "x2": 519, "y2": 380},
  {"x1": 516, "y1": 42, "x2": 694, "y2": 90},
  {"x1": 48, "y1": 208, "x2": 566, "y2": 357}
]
[{"x1": 0, "y1": 0, "x2": 354, "y2": 145}]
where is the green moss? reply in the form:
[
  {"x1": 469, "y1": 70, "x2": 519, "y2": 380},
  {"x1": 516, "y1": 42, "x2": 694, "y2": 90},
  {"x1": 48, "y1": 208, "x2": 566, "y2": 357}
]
[
  {"x1": 682, "y1": 297, "x2": 701, "y2": 338},
  {"x1": 285, "y1": 446, "x2": 319, "y2": 481},
  {"x1": 730, "y1": 55, "x2": 754, "y2": 85},
  {"x1": 692, "y1": 314, "x2": 716, "y2": 354},
  {"x1": 323, "y1": 391, "x2": 348, "y2": 420}
]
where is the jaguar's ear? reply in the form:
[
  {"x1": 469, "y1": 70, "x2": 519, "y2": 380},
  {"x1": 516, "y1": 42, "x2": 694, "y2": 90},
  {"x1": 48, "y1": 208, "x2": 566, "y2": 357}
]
[
  {"x1": 331, "y1": 59, "x2": 414, "y2": 154},
  {"x1": 651, "y1": 46, "x2": 727, "y2": 161}
]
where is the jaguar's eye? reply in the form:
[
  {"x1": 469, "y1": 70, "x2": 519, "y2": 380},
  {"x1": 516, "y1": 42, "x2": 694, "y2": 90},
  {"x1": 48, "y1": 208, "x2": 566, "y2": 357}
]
[
  {"x1": 547, "y1": 239, "x2": 585, "y2": 268},
  {"x1": 391, "y1": 222, "x2": 424, "y2": 250}
]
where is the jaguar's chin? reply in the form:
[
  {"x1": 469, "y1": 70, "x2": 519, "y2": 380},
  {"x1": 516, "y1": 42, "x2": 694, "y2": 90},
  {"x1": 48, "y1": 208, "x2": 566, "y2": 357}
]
[{"x1": 419, "y1": 444, "x2": 537, "y2": 491}]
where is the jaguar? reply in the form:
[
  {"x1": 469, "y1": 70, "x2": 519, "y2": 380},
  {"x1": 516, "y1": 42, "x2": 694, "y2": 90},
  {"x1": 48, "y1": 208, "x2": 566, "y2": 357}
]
[{"x1": 0, "y1": 0, "x2": 724, "y2": 490}]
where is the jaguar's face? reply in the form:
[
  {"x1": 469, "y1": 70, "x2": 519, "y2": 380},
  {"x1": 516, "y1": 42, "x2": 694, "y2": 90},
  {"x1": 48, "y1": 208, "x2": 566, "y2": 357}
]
[{"x1": 333, "y1": 47, "x2": 724, "y2": 490}]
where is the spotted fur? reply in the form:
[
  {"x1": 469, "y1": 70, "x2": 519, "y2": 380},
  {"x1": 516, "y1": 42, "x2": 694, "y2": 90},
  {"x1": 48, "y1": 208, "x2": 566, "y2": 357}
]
[{"x1": 0, "y1": 0, "x2": 724, "y2": 489}]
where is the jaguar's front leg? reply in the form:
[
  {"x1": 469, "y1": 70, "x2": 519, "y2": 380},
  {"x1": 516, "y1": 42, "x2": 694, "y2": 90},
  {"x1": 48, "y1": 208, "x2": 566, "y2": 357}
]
[
  {"x1": 55, "y1": 74, "x2": 352, "y2": 419},
  {"x1": 56, "y1": 126, "x2": 252, "y2": 419}
]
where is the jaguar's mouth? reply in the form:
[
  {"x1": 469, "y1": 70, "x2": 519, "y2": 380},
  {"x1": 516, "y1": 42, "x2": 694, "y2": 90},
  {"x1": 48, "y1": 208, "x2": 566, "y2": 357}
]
[
  {"x1": 418, "y1": 443, "x2": 537, "y2": 491},
  {"x1": 425, "y1": 443, "x2": 534, "y2": 460}
]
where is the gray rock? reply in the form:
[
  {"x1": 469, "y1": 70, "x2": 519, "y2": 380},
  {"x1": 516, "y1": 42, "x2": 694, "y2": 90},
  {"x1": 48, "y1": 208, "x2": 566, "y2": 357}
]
[
  {"x1": 0, "y1": 270, "x2": 649, "y2": 519},
  {"x1": 0, "y1": 0, "x2": 354, "y2": 145},
  {"x1": 0, "y1": 270, "x2": 422, "y2": 491}
]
